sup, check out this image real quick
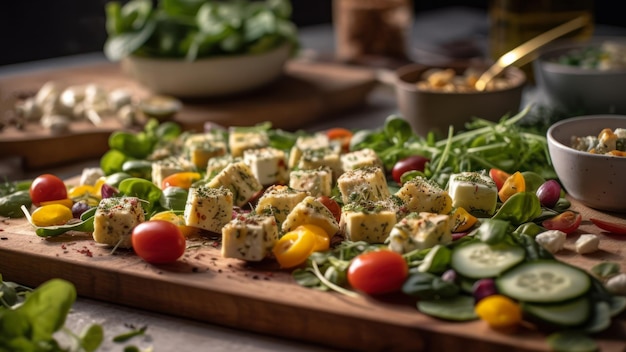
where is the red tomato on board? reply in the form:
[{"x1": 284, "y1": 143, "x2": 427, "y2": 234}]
[
  {"x1": 489, "y1": 168, "x2": 510, "y2": 192},
  {"x1": 29, "y1": 174, "x2": 68, "y2": 207},
  {"x1": 347, "y1": 250, "x2": 408, "y2": 295},
  {"x1": 131, "y1": 220, "x2": 186, "y2": 264},
  {"x1": 542, "y1": 210, "x2": 582, "y2": 234}
]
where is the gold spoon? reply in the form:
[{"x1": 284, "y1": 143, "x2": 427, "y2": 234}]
[{"x1": 474, "y1": 15, "x2": 589, "y2": 91}]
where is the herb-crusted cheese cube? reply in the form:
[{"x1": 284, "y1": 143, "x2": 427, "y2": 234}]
[
  {"x1": 221, "y1": 214, "x2": 279, "y2": 261},
  {"x1": 185, "y1": 138, "x2": 227, "y2": 169},
  {"x1": 288, "y1": 133, "x2": 330, "y2": 169},
  {"x1": 388, "y1": 212, "x2": 452, "y2": 253},
  {"x1": 206, "y1": 155, "x2": 240, "y2": 177},
  {"x1": 244, "y1": 147, "x2": 288, "y2": 186},
  {"x1": 340, "y1": 201, "x2": 397, "y2": 244},
  {"x1": 395, "y1": 176, "x2": 452, "y2": 214},
  {"x1": 207, "y1": 161, "x2": 263, "y2": 207},
  {"x1": 228, "y1": 129, "x2": 269, "y2": 157},
  {"x1": 93, "y1": 196, "x2": 145, "y2": 248},
  {"x1": 184, "y1": 186, "x2": 233, "y2": 233},
  {"x1": 282, "y1": 196, "x2": 339, "y2": 236},
  {"x1": 336, "y1": 166, "x2": 390, "y2": 204},
  {"x1": 151, "y1": 156, "x2": 195, "y2": 188},
  {"x1": 297, "y1": 147, "x2": 342, "y2": 181},
  {"x1": 255, "y1": 185, "x2": 308, "y2": 228},
  {"x1": 447, "y1": 172, "x2": 498, "y2": 216},
  {"x1": 288, "y1": 167, "x2": 333, "y2": 197},
  {"x1": 340, "y1": 148, "x2": 383, "y2": 172}
]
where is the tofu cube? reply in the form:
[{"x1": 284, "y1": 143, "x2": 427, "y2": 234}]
[
  {"x1": 288, "y1": 133, "x2": 330, "y2": 169},
  {"x1": 184, "y1": 186, "x2": 233, "y2": 233},
  {"x1": 336, "y1": 166, "x2": 390, "y2": 204},
  {"x1": 388, "y1": 212, "x2": 452, "y2": 253},
  {"x1": 255, "y1": 185, "x2": 308, "y2": 228},
  {"x1": 207, "y1": 161, "x2": 263, "y2": 207},
  {"x1": 228, "y1": 129, "x2": 269, "y2": 157},
  {"x1": 395, "y1": 176, "x2": 452, "y2": 214},
  {"x1": 288, "y1": 167, "x2": 333, "y2": 197},
  {"x1": 93, "y1": 197, "x2": 145, "y2": 248},
  {"x1": 340, "y1": 148, "x2": 383, "y2": 172},
  {"x1": 297, "y1": 147, "x2": 343, "y2": 181},
  {"x1": 447, "y1": 172, "x2": 498, "y2": 216},
  {"x1": 221, "y1": 214, "x2": 279, "y2": 261},
  {"x1": 340, "y1": 201, "x2": 397, "y2": 243},
  {"x1": 243, "y1": 147, "x2": 288, "y2": 186},
  {"x1": 282, "y1": 196, "x2": 339, "y2": 236}
]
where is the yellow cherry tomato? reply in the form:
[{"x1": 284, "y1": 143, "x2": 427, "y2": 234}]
[
  {"x1": 161, "y1": 172, "x2": 201, "y2": 190},
  {"x1": 474, "y1": 294, "x2": 522, "y2": 329},
  {"x1": 40, "y1": 198, "x2": 74, "y2": 209},
  {"x1": 151, "y1": 210, "x2": 195, "y2": 237},
  {"x1": 299, "y1": 224, "x2": 330, "y2": 252},
  {"x1": 450, "y1": 207, "x2": 478, "y2": 232},
  {"x1": 272, "y1": 226, "x2": 316, "y2": 269},
  {"x1": 498, "y1": 171, "x2": 525, "y2": 203},
  {"x1": 31, "y1": 204, "x2": 73, "y2": 227}
]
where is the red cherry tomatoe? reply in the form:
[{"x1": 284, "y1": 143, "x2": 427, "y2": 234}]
[{"x1": 391, "y1": 155, "x2": 430, "y2": 185}]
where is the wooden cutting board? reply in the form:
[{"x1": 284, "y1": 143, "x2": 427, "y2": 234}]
[
  {"x1": 0, "y1": 191, "x2": 625, "y2": 352},
  {"x1": 0, "y1": 60, "x2": 378, "y2": 170}
]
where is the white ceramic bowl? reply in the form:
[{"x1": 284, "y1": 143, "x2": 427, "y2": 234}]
[
  {"x1": 534, "y1": 37, "x2": 626, "y2": 114},
  {"x1": 547, "y1": 115, "x2": 626, "y2": 213},
  {"x1": 121, "y1": 43, "x2": 292, "y2": 98}
]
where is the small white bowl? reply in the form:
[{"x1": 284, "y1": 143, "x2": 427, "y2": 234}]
[
  {"x1": 547, "y1": 115, "x2": 626, "y2": 213},
  {"x1": 121, "y1": 43, "x2": 292, "y2": 98}
]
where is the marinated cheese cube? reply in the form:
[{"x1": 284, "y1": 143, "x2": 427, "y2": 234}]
[
  {"x1": 206, "y1": 155, "x2": 240, "y2": 177},
  {"x1": 388, "y1": 212, "x2": 452, "y2": 253},
  {"x1": 207, "y1": 161, "x2": 263, "y2": 207},
  {"x1": 244, "y1": 147, "x2": 288, "y2": 186},
  {"x1": 185, "y1": 138, "x2": 227, "y2": 169},
  {"x1": 297, "y1": 147, "x2": 343, "y2": 181},
  {"x1": 340, "y1": 148, "x2": 383, "y2": 172},
  {"x1": 93, "y1": 196, "x2": 145, "y2": 248},
  {"x1": 228, "y1": 129, "x2": 269, "y2": 157},
  {"x1": 221, "y1": 214, "x2": 279, "y2": 261},
  {"x1": 151, "y1": 156, "x2": 195, "y2": 188},
  {"x1": 340, "y1": 200, "x2": 397, "y2": 244},
  {"x1": 282, "y1": 196, "x2": 339, "y2": 236},
  {"x1": 184, "y1": 186, "x2": 233, "y2": 233},
  {"x1": 288, "y1": 167, "x2": 333, "y2": 197},
  {"x1": 255, "y1": 185, "x2": 308, "y2": 228},
  {"x1": 395, "y1": 176, "x2": 452, "y2": 214},
  {"x1": 447, "y1": 171, "x2": 497, "y2": 216},
  {"x1": 336, "y1": 166, "x2": 390, "y2": 204},
  {"x1": 288, "y1": 133, "x2": 330, "y2": 168}
]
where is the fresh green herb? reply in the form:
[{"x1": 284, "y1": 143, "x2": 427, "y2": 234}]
[
  {"x1": 0, "y1": 190, "x2": 32, "y2": 218},
  {"x1": 21, "y1": 206, "x2": 97, "y2": 237},
  {"x1": 112, "y1": 325, "x2": 148, "y2": 343}
]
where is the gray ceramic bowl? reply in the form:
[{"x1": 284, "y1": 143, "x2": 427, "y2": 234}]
[
  {"x1": 534, "y1": 37, "x2": 626, "y2": 115},
  {"x1": 547, "y1": 115, "x2": 626, "y2": 213},
  {"x1": 395, "y1": 62, "x2": 526, "y2": 136}
]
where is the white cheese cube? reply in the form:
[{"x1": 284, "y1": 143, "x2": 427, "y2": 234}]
[
  {"x1": 336, "y1": 166, "x2": 390, "y2": 204},
  {"x1": 255, "y1": 185, "x2": 308, "y2": 228},
  {"x1": 282, "y1": 196, "x2": 339, "y2": 236},
  {"x1": 535, "y1": 230, "x2": 567, "y2": 254},
  {"x1": 221, "y1": 214, "x2": 279, "y2": 261},
  {"x1": 228, "y1": 129, "x2": 269, "y2": 157},
  {"x1": 80, "y1": 167, "x2": 105, "y2": 186},
  {"x1": 207, "y1": 161, "x2": 263, "y2": 207},
  {"x1": 297, "y1": 147, "x2": 343, "y2": 181},
  {"x1": 288, "y1": 167, "x2": 333, "y2": 197},
  {"x1": 388, "y1": 212, "x2": 452, "y2": 254},
  {"x1": 243, "y1": 147, "x2": 288, "y2": 186},
  {"x1": 447, "y1": 172, "x2": 498, "y2": 216},
  {"x1": 394, "y1": 176, "x2": 452, "y2": 214},
  {"x1": 151, "y1": 156, "x2": 195, "y2": 188},
  {"x1": 340, "y1": 148, "x2": 383, "y2": 172},
  {"x1": 93, "y1": 197, "x2": 145, "y2": 248},
  {"x1": 340, "y1": 201, "x2": 397, "y2": 243},
  {"x1": 575, "y1": 234, "x2": 600, "y2": 254},
  {"x1": 287, "y1": 133, "x2": 330, "y2": 168},
  {"x1": 184, "y1": 186, "x2": 233, "y2": 233},
  {"x1": 206, "y1": 155, "x2": 240, "y2": 177}
]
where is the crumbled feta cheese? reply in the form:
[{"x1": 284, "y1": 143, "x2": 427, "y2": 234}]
[
  {"x1": 535, "y1": 230, "x2": 566, "y2": 254},
  {"x1": 575, "y1": 234, "x2": 600, "y2": 254}
]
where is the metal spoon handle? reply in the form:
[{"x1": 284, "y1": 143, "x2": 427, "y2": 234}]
[{"x1": 475, "y1": 15, "x2": 589, "y2": 91}]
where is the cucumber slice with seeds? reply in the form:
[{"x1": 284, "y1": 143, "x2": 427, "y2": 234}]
[
  {"x1": 451, "y1": 241, "x2": 525, "y2": 279},
  {"x1": 496, "y1": 260, "x2": 591, "y2": 304}
]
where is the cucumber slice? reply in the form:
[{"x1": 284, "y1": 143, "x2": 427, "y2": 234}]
[
  {"x1": 521, "y1": 296, "x2": 591, "y2": 328},
  {"x1": 496, "y1": 260, "x2": 591, "y2": 304},
  {"x1": 417, "y1": 295, "x2": 478, "y2": 321},
  {"x1": 451, "y1": 241, "x2": 525, "y2": 279}
]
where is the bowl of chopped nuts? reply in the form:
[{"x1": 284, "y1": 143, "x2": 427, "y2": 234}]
[{"x1": 394, "y1": 61, "x2": 526, "y2": 136}]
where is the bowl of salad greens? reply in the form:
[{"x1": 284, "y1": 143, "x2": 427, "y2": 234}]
[
  {"x1": 534, "y1": 37, "x2": 626, "y2": 115},
  {"x1": 547, "y1": 114, "x2": 626, "y2": 213},
  {"x1": 104, "y1": 0, "x2": 298, "y2": 97}
]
